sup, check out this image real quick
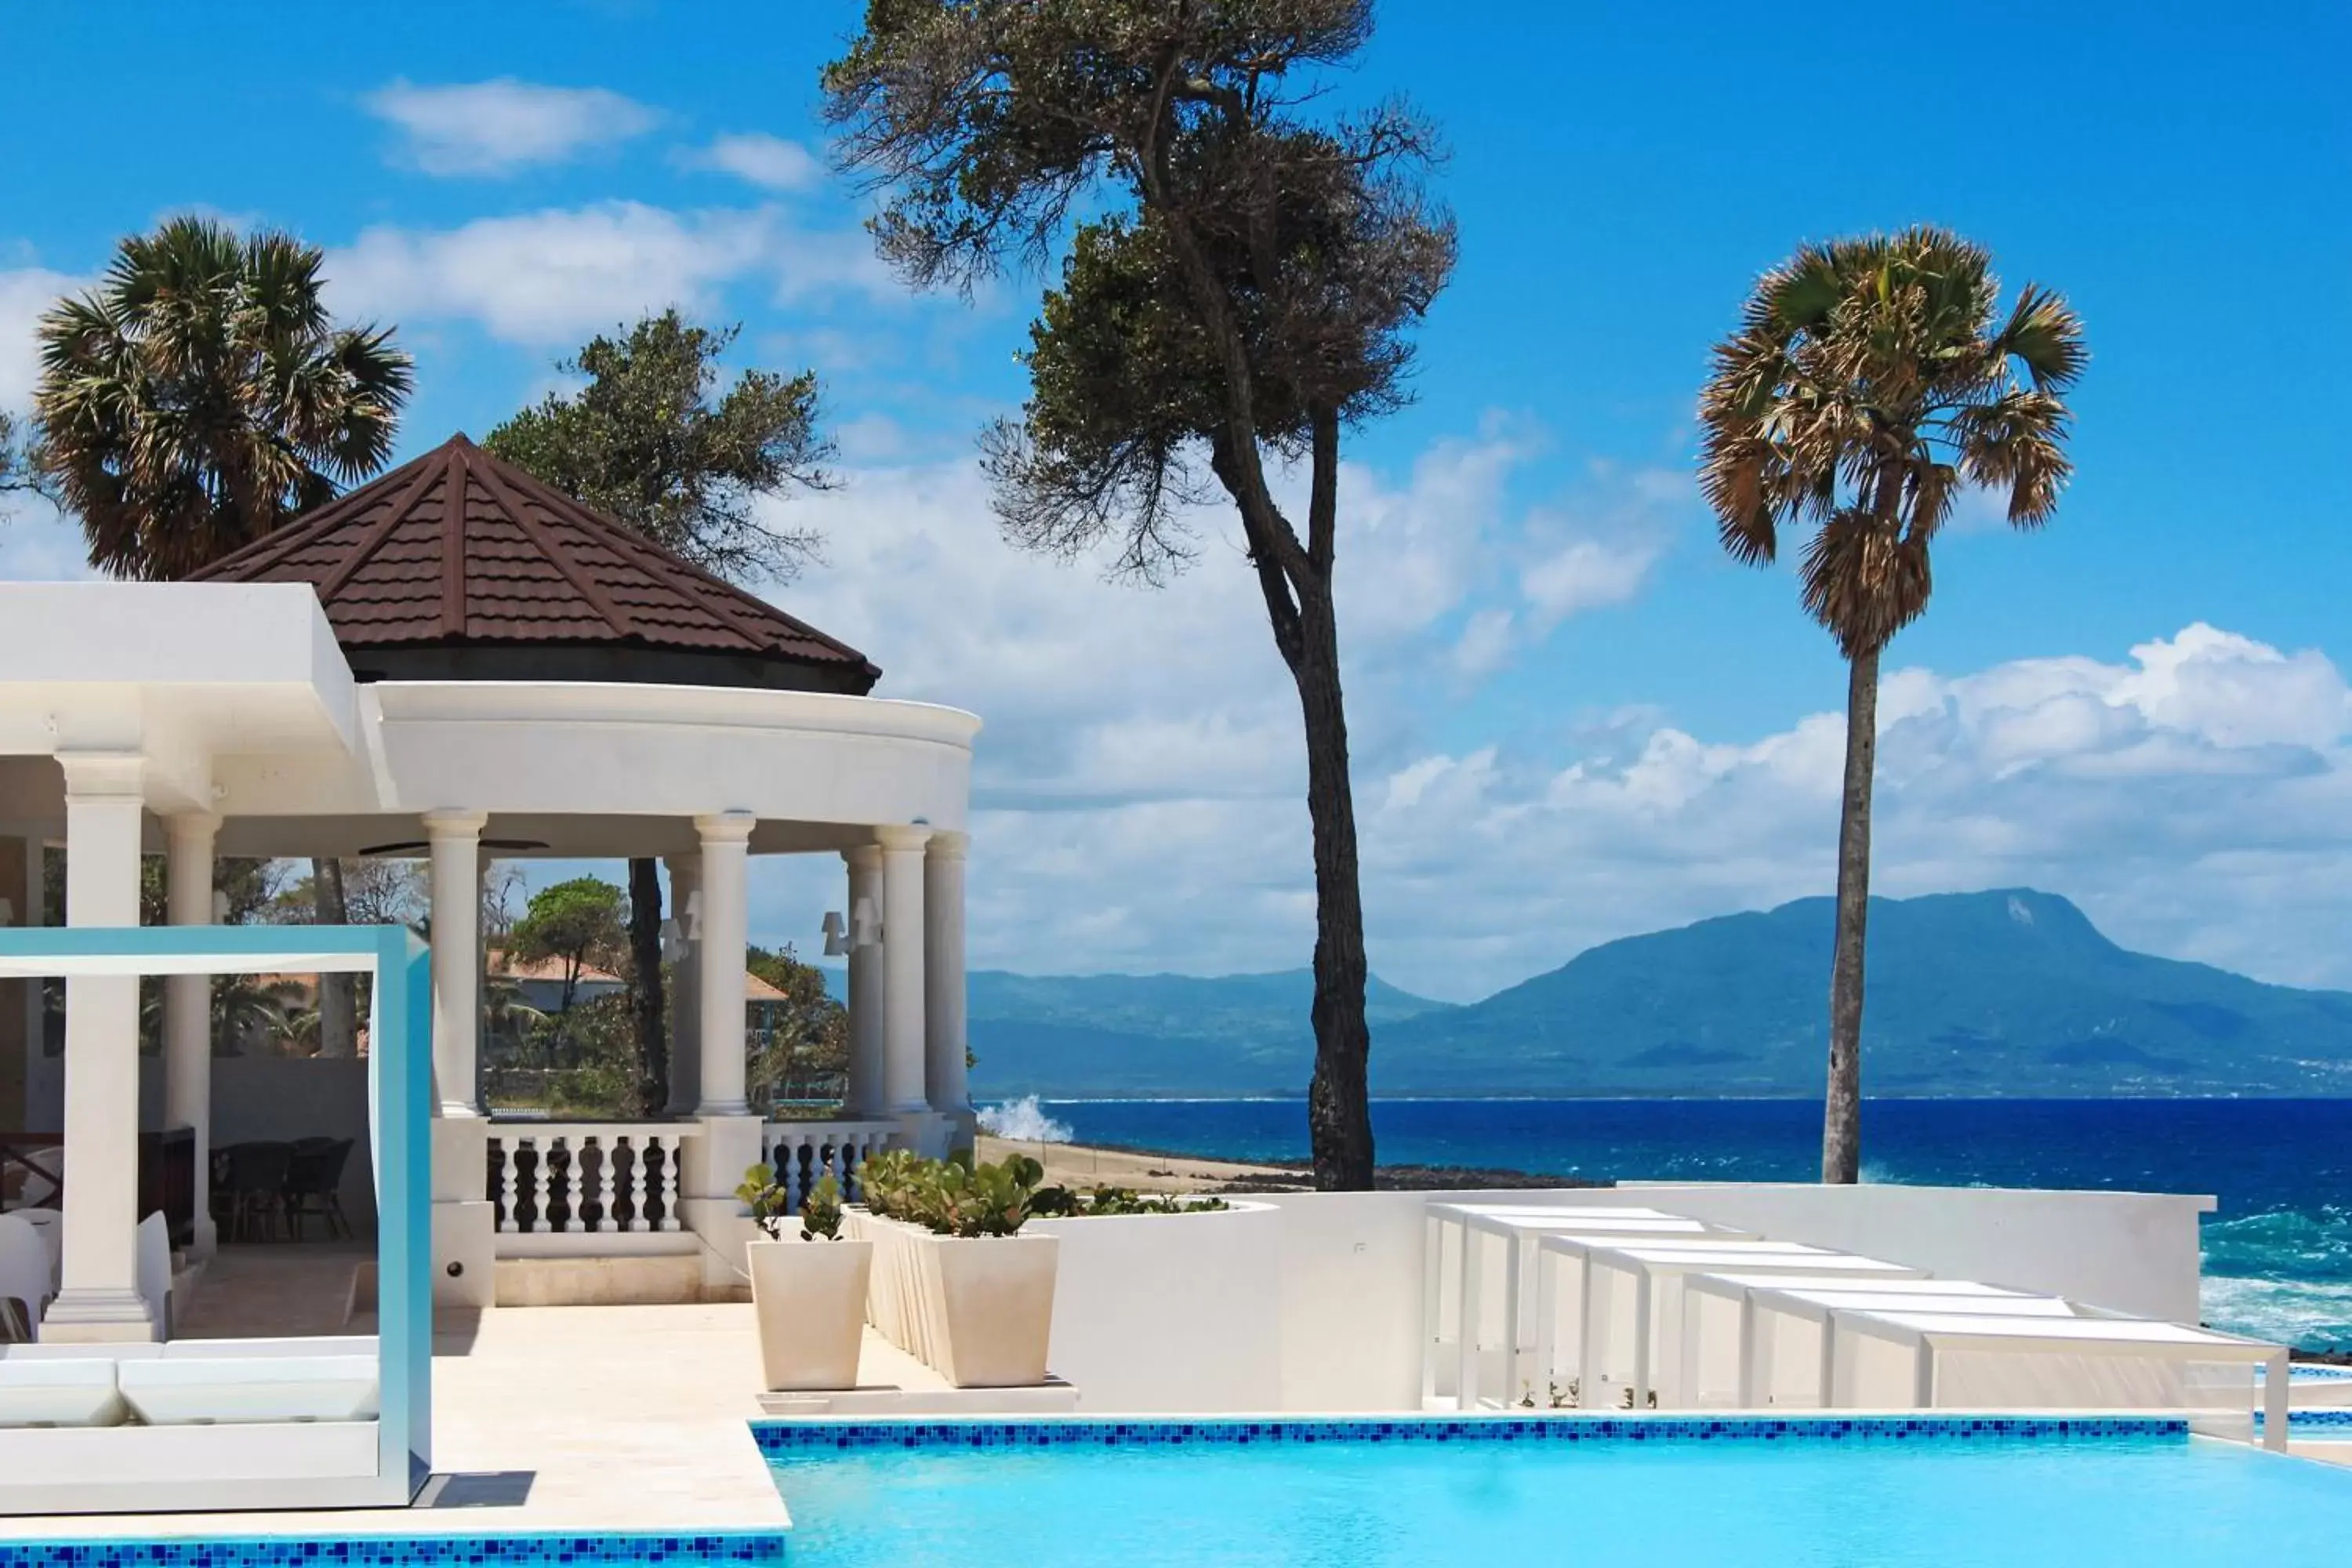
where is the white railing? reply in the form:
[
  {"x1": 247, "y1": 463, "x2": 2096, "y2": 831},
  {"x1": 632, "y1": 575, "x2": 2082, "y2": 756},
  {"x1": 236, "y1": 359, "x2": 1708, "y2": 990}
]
[
  {"x1": 761, "y1": 1120, "x2": 902, "y2": 1213},
  {"x1": 488, "y1": 1123, "x2": 690, "y2": 1239}
]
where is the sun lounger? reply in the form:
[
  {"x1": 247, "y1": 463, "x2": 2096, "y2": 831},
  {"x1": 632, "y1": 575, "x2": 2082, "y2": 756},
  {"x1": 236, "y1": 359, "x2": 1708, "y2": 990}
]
[
  {"x1": 116, "y1": 1354, "x2": 379, "y2": 1425},
  {"x1": 1421, "y1": 1203, "x2": 1737, "y2": 1410},
  {"x1": 0, "y1": 1356, "x2": 125, "y2": 1428},
  {"x1": 1544, "y1": 1239, "x2": 1929, "y2": 1410},
  {"x1": 1820, "y1": 1308, "x2": 2292, "y2": 1451},
  {"x1": 1675, "y1": 1276, "x2": 2060, "y2": 1409}
]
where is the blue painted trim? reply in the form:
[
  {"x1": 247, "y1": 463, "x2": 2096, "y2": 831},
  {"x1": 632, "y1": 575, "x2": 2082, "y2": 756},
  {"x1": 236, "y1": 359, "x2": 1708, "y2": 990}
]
[
  {"x1": 753, "y1": 1413, "x2": 2187, "y2": 1453},
  {"x1": 0, "y1": 924, "x2": 431, "y2": 1505},
  {"x1": 0, "y1": 1532, "x2": 787, "y2": 1567}
]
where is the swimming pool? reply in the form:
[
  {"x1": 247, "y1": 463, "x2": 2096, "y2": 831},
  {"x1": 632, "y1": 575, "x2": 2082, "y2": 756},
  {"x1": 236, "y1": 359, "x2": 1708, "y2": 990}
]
[{"x1": 760, "y1": 1416, "x2": 2352, "y2": 1566}]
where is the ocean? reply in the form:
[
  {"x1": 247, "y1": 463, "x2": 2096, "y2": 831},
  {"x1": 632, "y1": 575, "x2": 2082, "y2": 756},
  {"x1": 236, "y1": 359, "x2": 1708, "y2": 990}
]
[{"x1": 982, "y1": 1096, "x2": 2352, "y2": 1352}]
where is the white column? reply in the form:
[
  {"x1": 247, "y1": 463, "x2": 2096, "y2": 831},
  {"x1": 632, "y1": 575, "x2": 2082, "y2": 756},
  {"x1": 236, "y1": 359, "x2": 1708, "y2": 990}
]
[
  {"x1": 924, "y1": 831, "x2": 970, "y2": 1120},
  {"x1": 663, "y1": 853, "x2": 702, "y2": 1116},
  {"x1": 842, "y1": 845, "x2": 886, "y2": 1116},
  {"x1": 162, "y1": 812, "x2": 219, "y2": 1258},
  {"x1": 876, "y1": 826, "x2": 931, "y2": 1114},
  {"x1": 42, "y1": 753, "x2": 154, "y2": 1342},
  {"x1": 425, "y1": 811, "x2": 486, "y2": 1117},
  {"x1": 694, "y1": 812, "x2": 754, "y2": 1117}
]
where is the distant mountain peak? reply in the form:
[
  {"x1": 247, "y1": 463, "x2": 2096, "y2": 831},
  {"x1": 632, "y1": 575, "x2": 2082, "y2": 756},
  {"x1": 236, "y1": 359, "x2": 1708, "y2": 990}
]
[{"x1": 966, "y1": 887, "x2": 2352, "y2": 1099}]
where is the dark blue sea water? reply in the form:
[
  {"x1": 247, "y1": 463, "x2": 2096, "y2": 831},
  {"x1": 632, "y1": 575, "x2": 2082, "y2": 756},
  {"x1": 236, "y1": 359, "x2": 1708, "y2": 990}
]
[{"x1": 980, "y1": 1096, "x2": 2352, "y2": 1352}]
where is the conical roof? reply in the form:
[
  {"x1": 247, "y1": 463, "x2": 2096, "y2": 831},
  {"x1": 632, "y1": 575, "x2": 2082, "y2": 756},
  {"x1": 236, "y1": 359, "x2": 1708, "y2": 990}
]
[{"x1": 191, "y1": 433, "x2": 879, "y2": 694}]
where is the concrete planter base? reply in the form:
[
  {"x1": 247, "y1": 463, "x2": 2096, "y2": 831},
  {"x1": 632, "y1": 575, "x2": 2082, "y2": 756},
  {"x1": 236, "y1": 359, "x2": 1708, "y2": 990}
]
[
  {"x1": 746, "y1": 1237, "x2": 873, "y2": 1392},
  {"x1": 847, "y1": 1210, "x2": 1059, "y2": 1388}
]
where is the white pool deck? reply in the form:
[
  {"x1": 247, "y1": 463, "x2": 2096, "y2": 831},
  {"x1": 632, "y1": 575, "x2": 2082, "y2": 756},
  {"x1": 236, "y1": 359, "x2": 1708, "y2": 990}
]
[{"x1": 0, "y1": 1302, "x2": 879, "y2": 1541}]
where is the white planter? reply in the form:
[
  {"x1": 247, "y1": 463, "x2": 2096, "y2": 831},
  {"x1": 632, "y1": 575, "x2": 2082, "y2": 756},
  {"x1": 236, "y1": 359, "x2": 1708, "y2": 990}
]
[
  {"x1": 746, "y1": 1236, "x2": 873, "y2": 1392},
  {"x1": 849, "y1": 1210, "x2": 1060, "y2": 1388}
]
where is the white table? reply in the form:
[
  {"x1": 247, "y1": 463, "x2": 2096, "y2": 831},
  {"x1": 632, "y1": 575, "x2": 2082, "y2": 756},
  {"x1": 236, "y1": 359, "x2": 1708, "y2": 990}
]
[
  {"x1": 1678, "y1": 1276, "x2": 2053, "y2": 1408},
  {"x1": 1422, "y1": 1203, "x2": 1733, "y2": 1410},
  {"x1": 1823, "y1": 1308, "x2": 2292, "y2": 1451},
  {"x1": 1547, "y1": 1239, "x2": 1926, "y2": 1410}
]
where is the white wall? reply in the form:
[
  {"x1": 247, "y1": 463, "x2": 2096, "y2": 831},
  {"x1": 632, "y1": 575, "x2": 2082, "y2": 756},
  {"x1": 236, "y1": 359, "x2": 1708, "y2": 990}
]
[
  {"x1": 1029, "y1": 1201, "x2": 1283, "y2": 1412},
  {"x1": 1230, "y1": 1185, "x2": 2209, "y2": 1412}
]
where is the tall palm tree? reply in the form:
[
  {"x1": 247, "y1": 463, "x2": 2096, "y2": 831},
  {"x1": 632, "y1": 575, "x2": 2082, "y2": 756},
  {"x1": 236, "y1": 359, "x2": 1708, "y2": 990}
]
[
  {"x1": 32, "y1": 216, "x2": 412, "y2": 579},
  {"x1": 34, "y1": 216, "x2": 412, "y2": 1052},
  {"x1": 1697, "y1": 226, "x2": 2085, "y2": 1183}
]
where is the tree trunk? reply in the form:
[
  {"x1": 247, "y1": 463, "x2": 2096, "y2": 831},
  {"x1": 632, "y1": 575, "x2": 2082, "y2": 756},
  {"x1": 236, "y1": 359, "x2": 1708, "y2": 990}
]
[
  {"x1": 628, "y1": 856, "x2": 668, "y2": 1117},
  {"x1": 1822, "y1": 647, "x2": 1880, "y2": 1184},
  {"x1": 312, "y1": 857, "x2": 357, "y2": 1058},
  {"x1": 1291, "y1": 583, "x2": 1376, "y2": 1190}
]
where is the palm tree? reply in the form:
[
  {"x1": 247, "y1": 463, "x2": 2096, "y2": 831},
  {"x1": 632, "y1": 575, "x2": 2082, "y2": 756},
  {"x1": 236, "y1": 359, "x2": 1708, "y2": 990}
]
[
  {"x1": 34, "y1": 216, "x2": 412, "y2": 1055},
  {"x1": 1697, "y1": 226, "x2": 2085, "y2": 1183},
  {"x1": 32, "y1": 216, "x2": 412, "y2": 579}
]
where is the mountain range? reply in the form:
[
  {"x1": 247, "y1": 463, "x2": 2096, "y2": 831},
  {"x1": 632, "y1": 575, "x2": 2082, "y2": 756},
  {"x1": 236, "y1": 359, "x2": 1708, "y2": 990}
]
[{"x1": 960, "y1": 888, "x2": 2352, "y2": 1098}]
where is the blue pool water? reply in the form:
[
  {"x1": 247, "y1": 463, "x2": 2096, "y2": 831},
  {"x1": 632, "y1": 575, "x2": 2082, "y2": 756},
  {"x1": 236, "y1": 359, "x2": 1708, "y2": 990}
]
[
  {"x1": 1007, "y1": 1096, "x2": 2352, "y2": 1349},
  {"x1": 763, "y1": 1418, "x2": 2352, "y2": 1566}
]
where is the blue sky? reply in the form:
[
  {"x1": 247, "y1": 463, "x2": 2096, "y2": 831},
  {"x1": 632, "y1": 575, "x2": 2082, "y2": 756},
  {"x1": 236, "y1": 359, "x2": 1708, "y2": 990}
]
[{"x1": 4, "y1": 2, "x2": 2350, "y2": 999}]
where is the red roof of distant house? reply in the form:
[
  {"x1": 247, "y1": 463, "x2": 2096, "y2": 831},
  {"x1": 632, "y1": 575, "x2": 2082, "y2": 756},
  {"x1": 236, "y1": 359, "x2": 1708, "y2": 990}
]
[{"x1": 190, "y1": 433, "x2": 880, "y2": 694}]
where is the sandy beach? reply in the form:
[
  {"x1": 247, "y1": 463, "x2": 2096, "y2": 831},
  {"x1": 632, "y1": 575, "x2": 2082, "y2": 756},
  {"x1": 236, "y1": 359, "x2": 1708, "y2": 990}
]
[{"x1": 977, "y1": 1134, "x2": 1305, "y2": 1193}]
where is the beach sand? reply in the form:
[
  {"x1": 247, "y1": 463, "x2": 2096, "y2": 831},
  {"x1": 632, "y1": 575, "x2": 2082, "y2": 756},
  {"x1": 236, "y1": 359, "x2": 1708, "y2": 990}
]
[
  {"x1": 978, "y1": 1134, "x2": 1305, "y2": 1193},
  {"x1": 976, "y1": 1135, "x2": 1603, "y2": 1194}
]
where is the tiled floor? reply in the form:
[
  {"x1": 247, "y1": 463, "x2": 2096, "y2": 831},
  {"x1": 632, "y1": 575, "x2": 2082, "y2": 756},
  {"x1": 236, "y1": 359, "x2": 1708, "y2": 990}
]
[{"x1": 0, "y1": 1298, "x2": 853, "y2": 1540}]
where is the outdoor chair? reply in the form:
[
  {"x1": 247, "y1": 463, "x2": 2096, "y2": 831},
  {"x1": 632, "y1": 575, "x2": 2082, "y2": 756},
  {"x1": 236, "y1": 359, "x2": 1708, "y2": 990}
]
[
  {"x1": 283, "y1": 1138, "x2": 355, "y2": 1241},
  {"x1": 217, "y1": 1142, "x2": 294, "y2": 1243},
  {"x1": 135, "y1": 1211, "x2": 172, "y2": 1339},
  {"x1": 0, "y1": 1216, "x2": 49, "y2": 1341}
]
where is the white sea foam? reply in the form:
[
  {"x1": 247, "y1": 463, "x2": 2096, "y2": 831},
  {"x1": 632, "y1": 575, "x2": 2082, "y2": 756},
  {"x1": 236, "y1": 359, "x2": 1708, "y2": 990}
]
[
  {"x1": 2200, "y1": 1274, "x2": 2352, "y2": 1350},
  {"x1": 977, "y1": 1094, "x2": 1074, "y2": 1144}
]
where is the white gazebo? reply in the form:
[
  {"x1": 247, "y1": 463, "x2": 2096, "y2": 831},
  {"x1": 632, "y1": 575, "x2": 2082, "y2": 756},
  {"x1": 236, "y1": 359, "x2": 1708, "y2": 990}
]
[{"x1": 0, "y1": 432, "x2": 981, "y2": 1331}]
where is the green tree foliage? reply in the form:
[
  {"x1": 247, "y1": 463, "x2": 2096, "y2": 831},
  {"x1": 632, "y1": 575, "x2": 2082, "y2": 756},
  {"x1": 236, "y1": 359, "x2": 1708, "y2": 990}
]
[
  {"x1": 822, "y1": 0, "x2": 1454, "y2": 1189},
  {"x1": 509, "y1": 877, "x2": 628, "y2": 1065},
  {"x1": 31, "y1": 216, "x2": 412, "y2": 580},
  {"x1": 1697, "y1": 227, "x2": 2085, "y2": 1181},
  {"x1": 486, "y1": 309, "x2": 835, "y2": 1112},
  {"x1": 484, "y1": 309, "x2": 833, "y2": 584},
  {"x1": 746, "y1": 943, "x2": 850, "y2": 1105}
]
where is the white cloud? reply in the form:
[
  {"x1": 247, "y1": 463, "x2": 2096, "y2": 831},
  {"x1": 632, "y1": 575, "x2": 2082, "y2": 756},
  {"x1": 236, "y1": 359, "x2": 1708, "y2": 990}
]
[
  {"x1": 682, "y1": 132, "x2": 824, "y2": 192},
  {"x1": 1522, "y1": 535, "x2": 1658, "y2": 622},
  {"x1": 749, "y1": 444, "x2": 2352, "y2": 1006},
  {"x1": 365, "y1": 79, "x2": 659, "y2": 176},
  {"x1": 326, "y1": 201, "x2": 898, "y2": 346},
  {"x1": 0, "y1": 266, "x2": 83, "y2": 411},
  {"x1": 734, "y1": 434, "x2": 1690, "y2": 981}
]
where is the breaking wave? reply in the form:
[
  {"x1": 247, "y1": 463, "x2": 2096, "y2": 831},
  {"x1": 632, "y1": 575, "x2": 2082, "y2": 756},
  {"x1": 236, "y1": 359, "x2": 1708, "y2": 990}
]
[{"x1": 977, "y1": 1094, "x2": 1074, "y2": 1144}]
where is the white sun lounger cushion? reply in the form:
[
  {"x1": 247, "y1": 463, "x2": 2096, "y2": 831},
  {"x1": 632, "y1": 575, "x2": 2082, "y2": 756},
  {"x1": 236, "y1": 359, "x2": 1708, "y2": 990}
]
[
  {"x1": 117, "y1": 1354, "x2": 379, "y2": 1425},
  {"x1": 0, "y1": 1356, "x2": 125, "y2": 1428}
]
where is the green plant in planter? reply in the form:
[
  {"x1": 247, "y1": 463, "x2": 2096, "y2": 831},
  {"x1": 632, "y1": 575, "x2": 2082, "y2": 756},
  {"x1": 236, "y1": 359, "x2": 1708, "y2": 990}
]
[
  {"x1": 735, "y1": 1163, "x2": 790, "y2": 1240},
  {"x1": 799, "y1": 1173, "x2": 845, "y2": 1241},
  {"x1": 858, "y1": 1147, "x2": 926, "y2": 1221}
]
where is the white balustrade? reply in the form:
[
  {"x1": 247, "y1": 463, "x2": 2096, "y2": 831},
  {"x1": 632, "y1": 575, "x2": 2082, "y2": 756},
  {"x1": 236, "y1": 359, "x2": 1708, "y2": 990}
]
[
  {"x1": 760, "y1": 1120, "x2": 902, "y2": 1214},
  {"x1": 487, "y1": 1124, "x2": 689, "y2": 1244}
]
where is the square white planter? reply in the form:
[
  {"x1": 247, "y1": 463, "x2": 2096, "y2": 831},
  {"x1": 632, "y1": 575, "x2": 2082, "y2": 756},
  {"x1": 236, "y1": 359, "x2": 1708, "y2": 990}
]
[
  {"x1": 848, "y1": 1210, "x2": 1059, "y2": 1388},
  {"x1": 746, "y1": 1237, "x2": 873, "y2": 1392}
]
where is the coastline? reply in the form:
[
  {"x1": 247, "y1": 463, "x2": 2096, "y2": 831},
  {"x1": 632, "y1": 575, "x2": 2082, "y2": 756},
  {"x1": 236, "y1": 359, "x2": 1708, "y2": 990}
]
[{"x1": 975, "y1": 1133, "x2": 1604, "y2": 1194}]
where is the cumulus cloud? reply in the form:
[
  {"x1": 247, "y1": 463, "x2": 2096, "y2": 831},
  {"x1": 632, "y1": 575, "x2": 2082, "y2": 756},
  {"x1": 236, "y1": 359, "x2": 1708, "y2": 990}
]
[
  {"x1": 681, "y1": 132, "x2": 824, "y2": 192},
  {"x1": 325, "y1": 201, "x2": 894, "y2": 345},
  {"x1": 741, "y1": 437, "x2": 2352, "y2": 1003},
  {"x1": 0, "y1": 265, "x2": 83, "y2": 410},
  {"x1": 365, "y1": 79, "x2": 659, "y2": 176}
]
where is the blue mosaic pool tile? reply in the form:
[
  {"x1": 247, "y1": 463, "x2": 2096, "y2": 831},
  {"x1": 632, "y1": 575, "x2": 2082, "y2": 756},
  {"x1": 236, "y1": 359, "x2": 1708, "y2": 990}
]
[
  {"x1": 751, "y1": 1413, "x2": 2185, "y2": 1454},
  {"x1": 0, "y1": 1533, "x2": 786, "y2": 1568}
]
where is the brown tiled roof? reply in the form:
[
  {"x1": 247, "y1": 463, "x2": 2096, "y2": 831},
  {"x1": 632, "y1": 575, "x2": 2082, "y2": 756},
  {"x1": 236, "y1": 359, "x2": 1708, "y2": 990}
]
[{"x1": 191, "y1": 434, "x2": 879, "y2": 691}]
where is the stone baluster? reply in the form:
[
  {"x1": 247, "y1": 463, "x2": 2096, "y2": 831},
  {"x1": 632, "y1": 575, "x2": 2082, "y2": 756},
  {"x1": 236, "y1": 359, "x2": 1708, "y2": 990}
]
[
  {"x1": 594, "y1": 1137, "x2": 619, "y2": 1233},
  {"x1": 624, "y1": 1139, "x2": 650, "y2": 1233},
  {"x1": 562, "y1": 1135, "x2": 586, "y2": 1232},
  {"x1": 655, "y1": 1134, "x2": 682, "y2": 1232},
  {"x1": 498, "y1": 1136, "x2": 521, "y2": 1233}
]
